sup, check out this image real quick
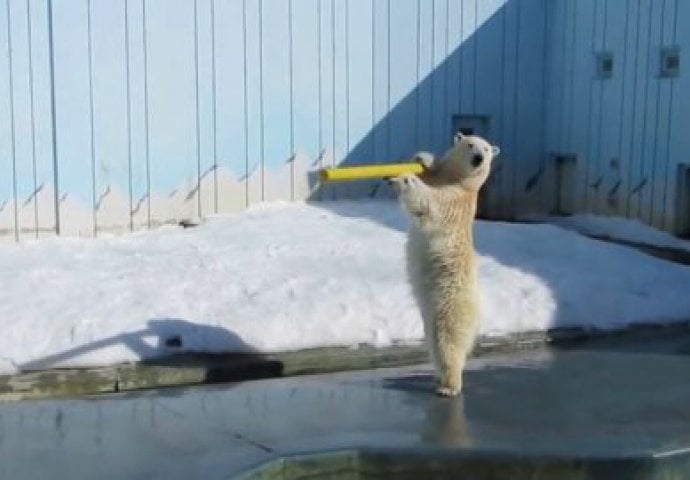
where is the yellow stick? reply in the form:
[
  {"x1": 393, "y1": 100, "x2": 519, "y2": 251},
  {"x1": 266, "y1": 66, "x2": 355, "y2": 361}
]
[{"x1": 319, "y1": 162, "x2": 424, "y2": 182}]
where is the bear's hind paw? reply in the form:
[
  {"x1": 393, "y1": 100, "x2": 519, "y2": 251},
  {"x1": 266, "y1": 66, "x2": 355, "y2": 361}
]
[{"x1": 435, "y1": 385, "x2": 460, "y2": 397}]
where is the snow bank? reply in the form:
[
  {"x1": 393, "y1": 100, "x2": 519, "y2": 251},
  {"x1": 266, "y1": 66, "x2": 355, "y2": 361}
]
[
  {"x1": 542, "y1": 214, "x2": 690, "y2": 252},
  {"x1": 1, "y1": 200, "x2": 689, "y2": 374}
]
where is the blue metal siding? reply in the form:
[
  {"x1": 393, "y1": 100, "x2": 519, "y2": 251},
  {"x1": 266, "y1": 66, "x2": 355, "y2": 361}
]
[
  {"x1": 16, "y1": 1, "x2": 690, "y2": 238},
  {"x1": 2, "y1": 0, "x2": 548, "y2": 237},
  {"x1": 544, "y1": 0, "x2": 686, "y2": 232}
]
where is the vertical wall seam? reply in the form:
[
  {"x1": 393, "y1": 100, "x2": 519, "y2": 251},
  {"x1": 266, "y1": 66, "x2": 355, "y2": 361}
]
[
  {"x1": 444, "y1": 0, "x2": 449, "y2": 140},
  {"x1": 566, "y1": 0, "x2": 577, "y2": 151},
  {"x1": 386, "y1": 0, "x2": 390, "y2": 158},
  {"x1": 457, "y1": 0, "x2": 463, "y2": 117},
  {"x1": 649, "y1": 0, "x2": 667, "y2": 224},
  {"x1": 661, "y1": 0, "x2": 678, "y2": 230},
  {"x1": 429, "y1": 0, "x2": 434, "y2": 150},
  {"x1": 539, "y1": 0, "x2": 549, "y2": 212},
  {"x1": 124, "y1": 0, "x2": 133, "y2": 231},
  {"x1": 584, "y1": 0, "x2": 598, "y2": 209},
  {"x1": 498, "y1": 7, "x2": 505, "y2": 147},
  {"x1": 211, "y1": 0, "x2": 218, "y2": 213},
  {"x1": 318, "y1": 0, "x2": 323, "y2": 161},
  {"x1": 47, "y1": 0, "x2": 60, "y2": 235},
  {"x1": 558, "y1": 0, "x2": 567, "y2": 153},
  {"x1": 331, "y1": 0, "x2": 335, "y2": 170},
  {"x1": 594, "y1": 0, "x2": 608, "y2": 213},
  {"x1": 5, "y1": 0, "x2": 18, "y2": 241},
  {"x1": 193, "y1": 0, "x2": 201, "y2": 218},
  {"x1": 259, "y1": 0, "x2": 265, "y2": 201},
  {"x1": 242, "y1": 0, "x2": 249, "y2": 206},
  {"x1": 625, "y1": 0, "x2": 642, "y2": 217},
  {"x1": 414, "y1": 0, "x2": 420, "y2": 148},
  {"x1": 616, "y1": 0, "x2": 630, "y2": 169},
  {"x1": 614, "y1": 0, "x2": 630, "y2": 218},
  {"x1": 87, "y1": 0, "x2": 97, "y2": 236},
  {"x1": 345, "y1": 0, "x2": 350, "y2": 157},
  {"x1": 637, "y1": 0, "x2": 653, "y2": 217},
  {"x1": 288, "y1": 0, "x2": 294, "y2": 199},
  {"x1": 498, "y1": 2, "x2": 507, "y2": 217},
  {"x1": 142, "y1": 0, "x2": 150, "y2": 227},
  {"x1": 510, "y1": 0, "x2": 520, "y2": 215},
  {"x1": 370, "y1": 0, "x2": 375, "y2": 161},
  {"x1": 472, "y1": 0, "x2": 477, "y2": 114},
  {"x1": 26, "y1": 0, "x2": 38, "y2": 236}
]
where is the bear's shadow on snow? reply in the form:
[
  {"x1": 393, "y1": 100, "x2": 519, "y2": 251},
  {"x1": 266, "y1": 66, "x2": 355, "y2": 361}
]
[{"x1": 18, "y1": 318, "x2": 283, "y2": 383}]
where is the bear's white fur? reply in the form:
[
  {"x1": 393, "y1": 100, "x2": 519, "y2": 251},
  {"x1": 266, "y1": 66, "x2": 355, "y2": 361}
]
[{"x1": 391, "y1": 133, "x2": 499, "y2": 397}]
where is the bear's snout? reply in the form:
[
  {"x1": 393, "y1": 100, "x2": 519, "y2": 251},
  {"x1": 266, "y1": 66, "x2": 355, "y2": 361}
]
[{"x1": 471, "y1": 154, "x2": 483, "y2": 167}]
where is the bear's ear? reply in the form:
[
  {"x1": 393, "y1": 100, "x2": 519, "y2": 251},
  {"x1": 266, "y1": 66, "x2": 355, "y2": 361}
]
[
  {"x1": 453, "y1": 131, "x2": 464, "y2": 144},
  {"x1": 491, "y1": 145, "x2": 501, "y2": 157}
]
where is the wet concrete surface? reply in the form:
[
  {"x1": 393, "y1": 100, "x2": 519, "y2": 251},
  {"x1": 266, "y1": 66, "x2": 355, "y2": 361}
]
[{"x1": 2, "y1": 334, "x2": 690, "y2": 479}]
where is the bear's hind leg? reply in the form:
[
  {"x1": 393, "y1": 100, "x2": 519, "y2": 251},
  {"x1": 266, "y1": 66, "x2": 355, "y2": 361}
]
[
  {"x1": 433, "y1": 307, "x2": 478, "y2": 397},
  {"x1": 434, "y1": 339, "x2": 462, "y2": 397}
]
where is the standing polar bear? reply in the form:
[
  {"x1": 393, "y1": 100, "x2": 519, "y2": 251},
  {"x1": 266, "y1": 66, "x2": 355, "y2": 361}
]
[{"x1": 390, "y1": 132, "x2": 500, "y2": 397}]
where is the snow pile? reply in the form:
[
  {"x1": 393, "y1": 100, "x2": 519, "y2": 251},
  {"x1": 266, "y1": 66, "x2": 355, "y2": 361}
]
[
  {"x1": 544, "y1": 214, "x2": 690, "y2": 252},
  {"x1": 1, "y1": 200, "x2": 690, "y2": 374}
]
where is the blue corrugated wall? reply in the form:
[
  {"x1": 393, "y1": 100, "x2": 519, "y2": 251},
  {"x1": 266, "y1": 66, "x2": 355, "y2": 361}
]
[
  {"x1": 3, "y1": 0, "x2": 686, "y2": 239},
  {"x1": 543, "y1": 0, "x2": 688, "y2": 233},
  {"x1": 0, "y1": 0, "x2": 548, "y2": 238}
]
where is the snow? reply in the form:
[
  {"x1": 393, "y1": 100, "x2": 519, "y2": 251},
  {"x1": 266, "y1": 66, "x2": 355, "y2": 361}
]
[
  {"x1": 1, "y1": 200, "x2": 690, "y2": 375},
  {"x1": 538, "y1": 213, "x2": 690, "y2": 253}
]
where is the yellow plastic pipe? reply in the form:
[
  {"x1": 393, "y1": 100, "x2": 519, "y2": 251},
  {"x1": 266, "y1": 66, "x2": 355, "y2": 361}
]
[{"x1": 319, "y1": 162, "x2": 425, "y2": 182}]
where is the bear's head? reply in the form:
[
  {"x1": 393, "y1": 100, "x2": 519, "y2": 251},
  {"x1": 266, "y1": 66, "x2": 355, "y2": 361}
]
[{"x1": 437, "y1": 133, "x2": 500, "y2": 192}]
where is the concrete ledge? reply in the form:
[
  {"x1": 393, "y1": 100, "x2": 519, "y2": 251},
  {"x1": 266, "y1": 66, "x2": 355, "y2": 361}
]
[
  {"x1": 586, "y1": 234, "x2": 690, "y2": 265},
  {"x1": 235, "y1": 448, "x2": 685, "y2": 480},
  {"x1": 2, "y1": 322, "x2": 690, "y2": 402}
]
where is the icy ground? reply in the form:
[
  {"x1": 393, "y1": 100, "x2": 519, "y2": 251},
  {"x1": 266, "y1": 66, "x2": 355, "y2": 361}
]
[{"x1": 2, "y1": 200, "x2": 690, "y2": 374}]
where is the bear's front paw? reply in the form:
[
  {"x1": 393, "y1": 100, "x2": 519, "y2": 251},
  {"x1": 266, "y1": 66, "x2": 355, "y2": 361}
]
[
  {"x1": 412, "y1": 151, "x2": 435, "y2": 170},
  {"x1": 390, "y1": 174, "x2": 430, "y2": 219},
  {"x1": 389, "y1": 173, "x2": 422, "y2": 193}
]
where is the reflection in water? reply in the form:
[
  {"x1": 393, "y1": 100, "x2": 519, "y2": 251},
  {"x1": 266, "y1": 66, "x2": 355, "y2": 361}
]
[
  {"x1": 149, "y1": 398, "x2": 156, "y2": 429},
  {"x1": 423, "y1": 396, "x2": 472, "y2": 447},
  {"x1": 94, "y1": 403, "x2": 103, "y2": 447},
  {"x1": 130, "y1": 398, "x2": 138, "y2": 425},
  {"x1": 200, "y1": 392, "x2": 207, "y2": 414},
  {"x1": 54, "y1": 408, "x2": 65, "y2": 446},
  {"x1": 381, "y1": 373, "x2": 473, "y2": 448}
]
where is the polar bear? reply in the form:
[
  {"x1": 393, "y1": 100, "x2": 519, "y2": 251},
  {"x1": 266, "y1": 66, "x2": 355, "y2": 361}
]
[{"x1": 390, "y1": 132, "x2": 500, "y2": 397}]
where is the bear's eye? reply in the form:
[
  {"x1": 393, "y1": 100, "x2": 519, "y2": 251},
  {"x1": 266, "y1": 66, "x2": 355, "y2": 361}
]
[
  {"x1": 467, "y1": 143, "x2": 474, "y2": 149},
  {"x1": 484, "y1": 147, "x2": 488, "y2": 153}
]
